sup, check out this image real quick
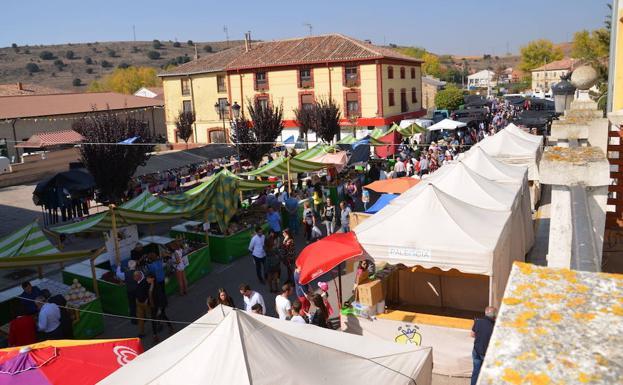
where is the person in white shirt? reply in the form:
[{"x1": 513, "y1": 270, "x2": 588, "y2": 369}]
[
  {"x1": 239, "y1": 283, "x2": 266, "y2": 315},
  {"x1": 290, "y1": 300, "x2": 308, "y2": 324},
  {"x1": 36, "y1": 297, "x2": 62, "y2": 339},
  {"x1": 275, "y1": 283, "x2": 293, "y2": 320},
  {"x1": 248, "y1": 226, "x2": 267, "y2": 283},
  {"x1": 394, "y1": 158, "x2": 406, "y2": 177}
]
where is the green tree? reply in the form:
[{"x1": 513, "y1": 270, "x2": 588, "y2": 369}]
[
  {"x1": 571, "y1": 29, "x2": 609, "y2": 64},
  {"x1": 293, "y1": 105, "x2": 316, "y2": 146},
  {"x1": 65, "y1": 50, "x2": 75, "y2": 59},
  {"x1": 84, "y1": 57, "x2": 93, "y2": 65},
  {"x1": 25, "y1": 63, "x2": 40, "y2": 73},
  {"x1": 173, "y1": 41, "x2": 181, "y2": 48},
  {"x1": 203, "y1": 45, "x2": 213, "y2": 53},
  {"x1": 518, "y1": 39, "x2": 563, "y2": 72},
  {"x1": 147, "y1": 51, "x2": 161, "y2": 60},
  {"x1": 231, "y1": 99, "x2": 284, "y2": 166},
  {"x1": 313, "y1": 98, "x2": 342, "y2": 143},
  {"x1": 434, "y1": 85, "x2": 464, "y2": 110},
  {"x1": 152, "y1": 40, "x2": 162, "y2": 49},
  {"x1": 39, "y1": 51, "x2": 55, "y2": 60},
  {"x1": 395, "y1": 46, "x2": 427, "y2": 59},
  {"x1": 175, "y1": 111, "x2": 195, "y2": 148},
  {"x1": 87, "y1": 66, "x2": 161, "y2": 94},
  {"x1": 72, "y1": 78, "x2": 82, "y2": 86}
]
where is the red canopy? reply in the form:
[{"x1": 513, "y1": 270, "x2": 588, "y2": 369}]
[
  {"x1": 296, "y1": 232, "x2": 363, "y2": 284},
  {"x1": 374, "y1": 130, "x2": 401, "y2": 158}
]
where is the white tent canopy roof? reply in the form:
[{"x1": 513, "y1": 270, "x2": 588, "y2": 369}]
[
  {"x1": 99, "y1": 307, "x2": 433, "y2": 385},
  {"x1": 355, "y1": 183, "x2": 510, "y2": 275},
  {"x1": 476, "y1": 129, "x2": 541, "y2": 158},
  {"x1": 504, "y1": 123, "x2": 543, "y2": 145},
  {"x1": 427, "y1": 119, "x2": 467, "y2": 131},
  {"x1": 460, "y1": 147, "x2": 527, "y2": 183}
]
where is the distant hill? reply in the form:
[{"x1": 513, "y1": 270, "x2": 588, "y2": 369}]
[{"x1": 0, "y1": 40, "x2": 242, "y2": 91}]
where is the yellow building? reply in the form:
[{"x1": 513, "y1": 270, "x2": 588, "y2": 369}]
[
  {"x1": 612, "y1": 1, "x2": 623, "y2": 111},
  {"x1": 531, "y1": 58, "x2": 577, "y2": 92},
  {"x1": 159, "y1": 34, "x2": 424, "y2": 144}
]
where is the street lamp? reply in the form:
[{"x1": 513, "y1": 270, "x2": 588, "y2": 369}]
[
  {"x1": 551, "y1": 76, "x2": 576, "y2": 114},
  {"x1": 221, "y1": 101, "x2": 242, "y2": 168},
  {"x1": 214, "y1": 100, "x2": 231, "y2": 136}
]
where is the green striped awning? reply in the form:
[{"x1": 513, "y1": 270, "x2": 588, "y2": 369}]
[
  {"x1": 397, "y1": 123, "x2": 425, "y2": 137},
  {"x1": 337, "y1": 134, "x2": 384, "y2": 146},
  {"x1": 337, "y1": 135, "x2": 357, "y2": 145},
  {"x1": 0, "y1": 222, "x2": 58, "y2": 258},
  {"x1": 53, "y1": 172, "x2": 241, "y2": 234},
  {"x1": 0, "y1": 249, "x2": 103, "y2": 269},
  {"x1": 217, "y1": 169, "x2": 274, "y2": 191},
  {"x1": 242, "y1": 157, "x2": 327, "y2": 177},
  {"x1": 294, "y1": 144, "x2": 335, "y2": 161}
]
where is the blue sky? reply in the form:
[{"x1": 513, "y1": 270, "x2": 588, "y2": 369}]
[{"x1": 1, "y1": 0, "x2": 609, "y2": 55}]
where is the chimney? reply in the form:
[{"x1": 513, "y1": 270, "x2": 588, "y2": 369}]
[
  {"x1": 16, "y1": 82, "x2": 22, "y2": 91},
  {"x1": 244, "y1": 31, "x2": 251, "y2": 52}
]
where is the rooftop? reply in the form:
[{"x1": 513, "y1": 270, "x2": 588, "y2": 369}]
[
  {"x1": 0, "y1": 92, "x2": 163, "y2": 120},
  {"x1": 160, "y1": 34, "x2": 422, "y2": 77},
  {"x1": 478, "y1": 263, "x2": 623, "y2": 385},
  {"x1": 0, "y1": 83, "x2": 67, "y2": 97},
  {"x1": 532, "y1": 58, "x2": 577, "y2": 72}
]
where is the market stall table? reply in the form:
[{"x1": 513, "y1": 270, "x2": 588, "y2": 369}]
[
  {"x1": 169, "y1": 220, "x2": 206, "y2": 242},
  {"x1": 0, "y1": 278, "x2": 104, "y2": 339},
  {"x1": 207, "y1": 223, "x2": 268, "y2": 264}
]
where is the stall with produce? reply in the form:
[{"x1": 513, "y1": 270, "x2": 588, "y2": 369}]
[{"x1": 0, "y1": 278, "x2": 104, "y2": 339}]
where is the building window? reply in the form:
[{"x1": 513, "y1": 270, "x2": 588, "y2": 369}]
[
  {"x1": 299, "y1": 68, "x2": 313, "y2": 88},
  {"x1": 256, "y1": 95, "x2": 269, "y2": 110},
  {"x1": 400, "y1": 88, "x2": 408, "y2": 113},
  {"x1": 344, "y1": 65, "x2": 359, "y2": 87},
  {"x1": 345, "y1": 91, "x2": 360, "y2": 116},
  {"x1": 388, "y1": 66, "x2": 394, "y2": 79},
  {"x1": 182, "y1": 100, "x2": 192, "y2": 113},
  {"x1": 388, "y1": 88, "x2": 395, "y2": 107},
  {"x1": 410, "y1": 68, "x2": 416, "y2": 79},
  {"x1": 217, "y1": 75, "x2": 226, "y2": 93},
  {"x1": 255, "y1": 71, "x2": 268, "y2": 90},
  {"x1": 209, "y1": 129, "x2": 226, "y2": 144},
  {"x1": 300, "y1": 93, "x2": 314, "y2": 110},
  {"x1": 411, "y1": 87, "x2": 417, "y2": 103},
  {"x1": 181, "y1": 78, "x2": 190, "y2": 96},
  {"x1": 217, "y1": 97, "x2": 229, "y2": 119},
  {"x1": 400, "y1": 67, "x2": 405, "y2": 79}
]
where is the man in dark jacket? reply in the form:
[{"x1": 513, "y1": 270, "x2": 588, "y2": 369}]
[
  {"x1": 133, "y1": 271, "x2": 149, "y2": 338},
  {"x1": 116, "y1": 260, "x2": 138, "y2": 324},
  {"x1": 146, "y1": 273, "x2": 173, "y2": 343},
  {"x1": 470, "y1": 306, "x2": 497, "y2": 385},
  {"x1": 48, "y1": 294, "x2": 73, "y2": 339}
]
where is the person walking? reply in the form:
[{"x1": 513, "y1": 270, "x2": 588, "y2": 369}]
[
  {"x1": 133, "y1": 271, "x2": 150, "y2": 338},
  {"x1": 284, "y1": 194, "x2": 299, "y2": 235},
  {"x1": 302, "y1": 201, "x2": 315, "y2": 243},
  {"x1": 322, "y1": 197, "x2": 337, "y2": 236},
  {"x1": 280, "y1": 229, "x2": 295, "y2": 283},
  {"x1": 266, "y1": 207, "x2": 282, "y2": 235},
  {"x1": 339, "y1": 201, "x2": 352, "y2": 233},
  {"x1": 293, "y1": 266, "x2": 311, "y2": 315},
  {"x1": 248, "y1": 226, "x2": 267, "y2": 284},
  {"x1": 394, "y1": 157, "x2": 406, "y2": 178},
  {"x1": 265, "y1": 232, "x2": 281, "y2": 293},
  {"x1": 217, "y1": 288, "x2": 236, "y2": 308},
  {"x1": 116, "y1": 260, "x2": 138, "y2": 324},
  {"x1": 239, "y1": 283, "x2": 266, "y2": 315},
  {"x1": 470, "y1": 307, "x2": 497, "y2": 385},
  {"x1": 173, "y1": 244, "x2": 189, "y2": 295},
  {"x1": 147, "y1": 273, "x2": 173, "y2": 343}
]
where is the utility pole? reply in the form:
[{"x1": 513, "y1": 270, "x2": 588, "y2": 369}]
[
  {"x1": 132, "y1": 25, "x2": 136, "y2": 41},
  {"x1": 303, "y1": 23, "x2": 312, "y2": 36},
  {"x1": 223, "y1": 25, "x2": 229, "y2": 47}
]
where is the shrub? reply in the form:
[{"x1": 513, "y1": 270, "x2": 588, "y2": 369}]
[
  {"x1": 187, "y1": 40, "x2": 194, "y2": 46},
  {"x1": 203, "y1": 45, "x2": 213, "y2": 53},
  {"x1": 434, "y1": 85, "x2": 465, "y2": 111},
  {"x1": 84, "y1": 57, "x2": 93, "y2": 65},
  {"x1": 39, "y1": 51, "x2": 54, "y2": 60},
  {"x1": 24, "y1": 49, "x2": 30, "y2": 54},
  {"x1": 117, "y1": 62, "x2": 130, "y2": 69},
  {"x1": 172, "y1": 41, "x2": 181, "y2": 48},
  {"x1": 85, "y1": 68, "x2": 94, "y2": 74},
  {"x1": 107, "y1": 49, "x2": 117, "y2": 57},
  {"x1": 53, "y1": 59, "x2": 65, "y2": 70},
  {"x1": 65, "y1": 50, "x2": 75, "y2": 59},
  {"x1": 25, "y1": 63, "x2": 40, "y2": 73},
  {"x1": 147, "y1": 51, "x2": 161, "y2": 60},
  {"x1": 131, "y1": 46, "x2": 139, "y2": 53},
  {"x1": 152, "y1": 39, "x2": 162, "y2": 49},
  {"x1": 11, "y1": 43, "x2": 17, "y2": 49},
  {"x1": 72, "y1": 78, "x2": 82, "y2": 86},
  {"x1": 101, "y1": 60, "x2": 113, "y2": 68}
]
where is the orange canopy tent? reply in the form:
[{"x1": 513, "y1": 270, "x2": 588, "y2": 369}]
[{"x1": 364, "y1": 177, "x2": 420, "y2": 194}]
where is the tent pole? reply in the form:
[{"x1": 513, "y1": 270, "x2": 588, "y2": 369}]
[
  {"x1": 204, "y1": 209, "x2": 210, "y2": 243},
  {"x1": 489, "y1": 276, "x2": 494, "y2": 306},
  {"x1": 110, "y1": 204, "x2": 121, "y2": 266},
  {"x1": 90, "y1": 257, "x2": 100, "y2": 297},
  {"x1": 338, "y1": 263, "x2": 343, "y2": 307},
  {"x1": 287, "y1": 158, "x2": 292, "y2": 195}
]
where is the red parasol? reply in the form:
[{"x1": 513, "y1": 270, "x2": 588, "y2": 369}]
[
  {"x1": 296, "y1": 232, "x2": 363, "y2": 284},
  {"x1": 364, "y1": 177, "x2": 419, "y2": 194}
]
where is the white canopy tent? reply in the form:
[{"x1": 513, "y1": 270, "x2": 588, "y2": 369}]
[
  {"x1": 427, "y1": 119, "x2": 467, "y2": 131},
  {"x1": 395, "y1": 162, "x2": 532, "y2": 260},
  {"x1": 504, "y1": 123, "x2": 543, "y2": 145},
  {"x1": 355, "y1": 183, "x2": 513, "y2": 307},
  {"x1": 99, "y1": 307, "x2": 433, "y2": 385},
  {"x1": 475, "y1": 129, "x2": 542, "y2": 180}
]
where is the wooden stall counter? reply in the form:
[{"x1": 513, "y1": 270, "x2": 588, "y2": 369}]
[{"x1": 377, "y1": 309, "x2": 473, "y2": 330}]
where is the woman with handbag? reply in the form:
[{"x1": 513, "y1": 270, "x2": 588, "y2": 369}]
[{"x1": 321, "y1": 197, "x2": 336, "y2": 236}]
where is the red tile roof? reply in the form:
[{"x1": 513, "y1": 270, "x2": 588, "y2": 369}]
[
  {"x1": 0, "y1": 83, "x2": 67, "y2": 97},
  {"x1": 533, "y1": 58, "x2": 577, "y2": 72},
  {"x1": 15, "y1": 130, "x2": 84, "y2": 148},
  {"x1": 0, "y1": 92, "x2": 163, "y2": 120},
  {"x1": 160, "y1": 34, "x2": 421, "y2": 77}
]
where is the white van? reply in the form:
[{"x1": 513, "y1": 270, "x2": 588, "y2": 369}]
[{"x1": 0, "y1": 157, "x2": 11, "y2": 175}]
